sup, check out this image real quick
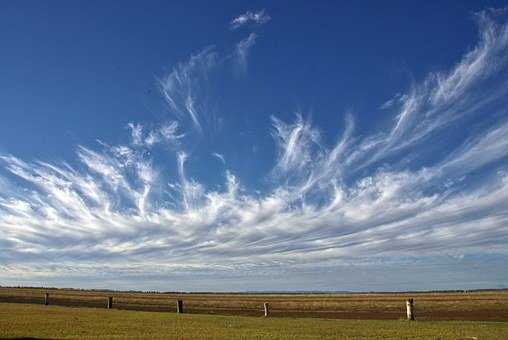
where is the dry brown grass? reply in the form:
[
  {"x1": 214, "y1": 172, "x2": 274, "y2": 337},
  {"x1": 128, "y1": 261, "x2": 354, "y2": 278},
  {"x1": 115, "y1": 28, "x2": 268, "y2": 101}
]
[{"x1": 1, "y1": 287, "x2": 507, "y2": 321}]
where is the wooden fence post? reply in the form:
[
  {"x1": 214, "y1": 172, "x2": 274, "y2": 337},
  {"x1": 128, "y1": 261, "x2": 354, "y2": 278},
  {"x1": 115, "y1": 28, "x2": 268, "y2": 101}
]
[
  {"x1": 176, "y1": 299, "x2": 183, "y2": 314},
  {"x1": 264, "y1": 302, "x2": 270, "y2": 317},
  {"x1": 406, "y1": 298, "x2": 415, "y2": 320},
  {"x1": 107, "y1": 296, "x2": 113, "y2": 309},
  {"x1": 44, "y1": 293, "x2": 49, "y2": 306}
]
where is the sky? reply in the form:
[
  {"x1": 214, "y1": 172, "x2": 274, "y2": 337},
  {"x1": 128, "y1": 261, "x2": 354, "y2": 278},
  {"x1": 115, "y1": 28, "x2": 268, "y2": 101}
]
[{"x1": 1, "y1": 1, "x2": 508, "y2": 292}]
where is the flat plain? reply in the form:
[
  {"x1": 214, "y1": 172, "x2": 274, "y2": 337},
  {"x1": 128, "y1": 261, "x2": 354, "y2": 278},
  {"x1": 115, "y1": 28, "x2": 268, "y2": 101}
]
[
  {"x1": 1, "y1": 302, "x2": 508, "y2": 339},
  {"x1": 1, "y1": 288, "x2": 508, "y2": 339},
  {"x1": 1, "y1": 287, "x2": 507, "y2": 321}
]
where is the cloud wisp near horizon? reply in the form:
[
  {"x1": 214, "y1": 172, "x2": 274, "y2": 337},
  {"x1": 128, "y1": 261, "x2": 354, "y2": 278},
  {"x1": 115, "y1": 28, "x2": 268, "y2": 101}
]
[{"x1": 1, "y1": 8, "x2": 508, "y2": 291}]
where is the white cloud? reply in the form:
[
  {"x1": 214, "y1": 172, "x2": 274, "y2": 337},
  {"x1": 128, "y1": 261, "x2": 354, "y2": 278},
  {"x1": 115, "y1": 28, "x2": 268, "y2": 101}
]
[
  {"x1": 127, "y1": 121, "x2": 183, "y2": 148},
  {"x1": 438, "y1": 120, "x2": 508, "y2": 176},
  {"x1": 352, "y1": 8, "x2": 508, "y2": 170},
  {"x1": 159, "y1": 20, "x2": 264, "y2": 135},
  {"x1": 144, "y1": 121, "x2": 184, "y2": 147},
  {"x1": 212, "y1": 152, "x2": 225, "y2": 165},
  {"x1": 127, "y1": 123, "x2": 143, "y2": 145},
  {"x1": 235, "y1": 33, "x2": 257, "y2": 71},
  {"x1": 159, "y1": 47, "x2": 219, "y2": 134},
  {"x1": 271, "y1": 114, "x2": 322, "y2": 177},
  {"x1": 1, "y1": 8, "x2": 508, "y2": 289},
  {"x1": 230, "y1": 9, "x2": 271, "y2": 30}
]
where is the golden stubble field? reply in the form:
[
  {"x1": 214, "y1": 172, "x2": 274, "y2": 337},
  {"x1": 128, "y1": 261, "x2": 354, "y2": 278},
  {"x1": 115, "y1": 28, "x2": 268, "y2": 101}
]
[{"x1": 1, "y1": 287, "x2": 507, "y2": 321}]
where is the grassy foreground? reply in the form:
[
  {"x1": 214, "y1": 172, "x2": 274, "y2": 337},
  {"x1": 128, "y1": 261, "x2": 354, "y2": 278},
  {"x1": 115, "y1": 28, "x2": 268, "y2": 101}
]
[{"x1": 1, "y1": 303, "x2": 508, "y2": 339}]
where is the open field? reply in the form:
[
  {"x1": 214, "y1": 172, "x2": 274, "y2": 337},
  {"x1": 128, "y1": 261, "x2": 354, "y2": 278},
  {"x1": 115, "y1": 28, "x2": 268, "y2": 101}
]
[
  {"x1": 1, "y1": 302, "x2": 508, "y2": 339},
  {"x1": 1, "y1": 287, "x2": 508, "y2": 321}
]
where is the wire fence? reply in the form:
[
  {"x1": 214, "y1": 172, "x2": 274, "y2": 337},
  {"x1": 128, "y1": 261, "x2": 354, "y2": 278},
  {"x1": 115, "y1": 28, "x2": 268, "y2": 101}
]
[{"x1": 1, "y1": 288, "x2": 507, "y2": 321}]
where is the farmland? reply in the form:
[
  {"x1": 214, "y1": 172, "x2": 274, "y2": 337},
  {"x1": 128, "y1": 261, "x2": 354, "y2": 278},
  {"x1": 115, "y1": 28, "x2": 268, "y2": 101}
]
[
  {"x1": 0, "y1": 287, "x2": 507, "y2": 321},
  {"x1": 1, "y1": 302, "x2": 508, "y2": 339}
]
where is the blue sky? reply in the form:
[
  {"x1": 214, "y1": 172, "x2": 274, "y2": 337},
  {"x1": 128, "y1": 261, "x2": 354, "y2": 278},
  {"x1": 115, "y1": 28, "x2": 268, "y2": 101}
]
[{"x1": 1, "y1": 1, "x2": 508, "y2": 291}]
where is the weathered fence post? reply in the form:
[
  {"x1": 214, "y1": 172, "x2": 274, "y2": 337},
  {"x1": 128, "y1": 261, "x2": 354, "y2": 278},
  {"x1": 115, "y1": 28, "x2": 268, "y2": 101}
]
[
  {"x1": 406, "y1": 298, "x2": 415, "y2": 320},
  {"x1": 264, "y1": 302, "x2": 270, "y2": 317},
  {"x1": 107, "y1": 296, "x2": 113, "y2": 309},
  {"x1": 176, "y1": 299, "x2": 183, "y2": 314},
  {"x1": 44, "y1": 293, "x2": 49, "y2": 306}
]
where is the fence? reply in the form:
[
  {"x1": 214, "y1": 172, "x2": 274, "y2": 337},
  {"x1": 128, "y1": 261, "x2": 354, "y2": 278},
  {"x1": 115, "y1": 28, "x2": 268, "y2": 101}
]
[{"x1": 0, "y1": 291, "x2": 418, "y2": 320}]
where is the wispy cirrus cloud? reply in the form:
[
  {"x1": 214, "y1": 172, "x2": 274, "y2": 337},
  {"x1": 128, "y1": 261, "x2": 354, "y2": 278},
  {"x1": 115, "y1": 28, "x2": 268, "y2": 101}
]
[
  {"x1": 235, "y1": 33, "x2": 257, "y2": 72},
  {"x1": 212, "y1": 152, "x2": 225, "y2": 165},
  {"x1": 159, "y1": 10, "x2": 269, "y2": 136},
  {"x1": 159, "y1": 40, "x2": 259, "y2": 135},
  {"x1": 230, "y1": 9, "x2": 271, "y2": 30},
  {"x1": 128, "y1": 121, "x2": 184, "y2": 147},
  {"x1": 145, "y1": 121, "x2": 184, "y2": 147},
  {"x1": 1, "y1": 9, "x2": 508, "y2": 290},
  {"x1": 358, "y1": 8, "x2": 508, "y2": 169},
  {"x1": 159, "y1": 47, "x2": 219, "y2": 134}
]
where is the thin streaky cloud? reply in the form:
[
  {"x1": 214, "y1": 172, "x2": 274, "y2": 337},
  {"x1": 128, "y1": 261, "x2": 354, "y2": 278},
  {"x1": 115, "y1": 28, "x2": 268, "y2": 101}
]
[
  {"x1": 230, "y1": 9, "x2": 271, "y2": 30},
  {"x1": 345, "y1": 8, "x2": 508, "y2": 172},
  {"x1": 235, "y1": 33, "x2": 257, "y2": 72},
  {"x1": 212, "y1": 152, "x2": 226, "y2": 165},
  {"x1": 0, "y1": 8, "x2": 507, "y2": 290},
  {"x1": 159, "y1": 47, "x2": 218, "y2": 134}
]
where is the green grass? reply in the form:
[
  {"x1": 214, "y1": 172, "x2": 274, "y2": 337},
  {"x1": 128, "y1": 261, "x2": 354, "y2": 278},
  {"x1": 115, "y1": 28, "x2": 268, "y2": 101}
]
[{"x1": 1, "y1": 303, "x2": 508, "y2": 339}]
